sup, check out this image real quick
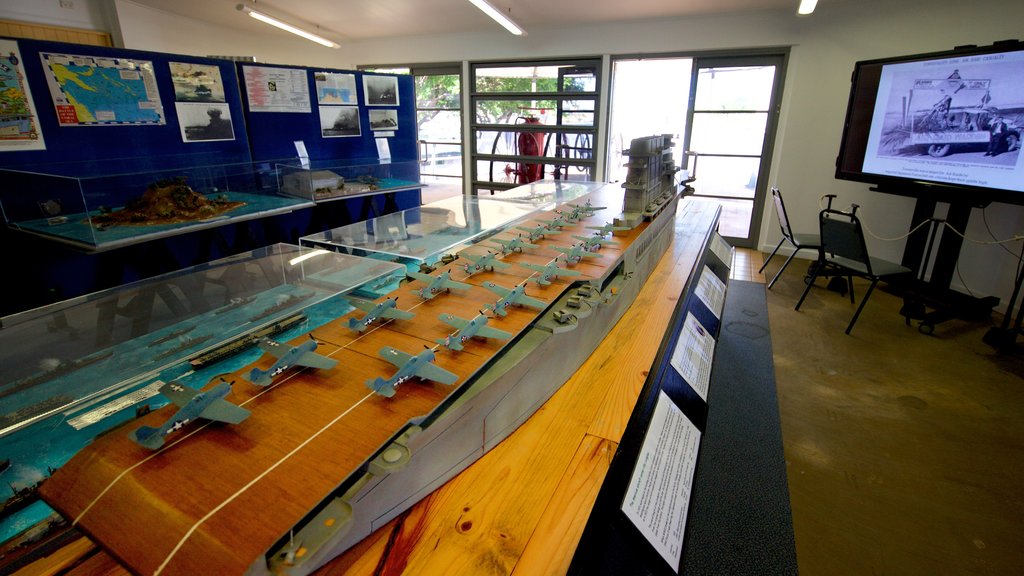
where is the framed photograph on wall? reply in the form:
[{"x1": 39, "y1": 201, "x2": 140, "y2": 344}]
[
  {"x1": 319, "y1": 105, "x2": 361, "y2": 138},
  {"x1": 369, "y1": 109, "x2": 398, "y2": 131},
  {"x1": 363, "y1": 75, "x2": 399, "y2": 106}
]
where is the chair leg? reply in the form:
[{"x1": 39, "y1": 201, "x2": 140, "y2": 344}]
[
  {"x1": 767, "y1": 247, "x2": 800, "y2": 290},
  {"x1": 846, "y1": 278, "x2": 878, "y2": 335},
  {"x1": 758, "y1": 238, "x2": 785, "y2": 274},
  {"x1": 848, "y1": 276, "x2": 855, "y2": 303},
  {"x1": 795, "y1": 260, "x2": 822, "y2": 311}
]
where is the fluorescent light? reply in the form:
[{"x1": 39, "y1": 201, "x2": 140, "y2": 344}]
[
  {"x1": 797, "y1": 0, "x2": 818, "y2": 15},
  {"x1": 237, "y1": 4, "x2": 340, "y2": 48},
  {"x1": 467, "y1": 0, "x2": 527, "y2": 36}
]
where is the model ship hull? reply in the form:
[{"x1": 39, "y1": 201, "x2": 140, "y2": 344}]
[{"x1": 38, "y1": 184, "x2": 680, "y2": 576}]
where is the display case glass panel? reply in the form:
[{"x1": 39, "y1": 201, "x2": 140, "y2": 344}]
[
  {"x1": 0, "y1": 159, "x2": 314, "y2": 252},
  {"x1": 277, "y1": 159, "x2": 422, "y2": 202},
  {"x1": 0, "y1": 244, "x2": 403, "y2": 542}
]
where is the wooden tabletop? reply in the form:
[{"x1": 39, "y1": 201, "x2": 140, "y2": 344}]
[{"x1": 23, "y1": 196, "x2": 720, "y2": 576}]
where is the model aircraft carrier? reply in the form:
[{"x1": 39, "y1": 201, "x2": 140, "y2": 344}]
[{"x1": 38, "y1": 181, "x2": 681, "y2": 576}]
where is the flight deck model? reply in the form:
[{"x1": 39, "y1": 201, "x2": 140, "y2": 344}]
[
  {"x1": 129, "y1": 380, "x2": 249, "y2": 450},
  {"x1": 39, "y1": 171, "x2": 688, "y2": 576}
]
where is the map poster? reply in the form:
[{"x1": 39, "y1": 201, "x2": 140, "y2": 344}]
[
  {"x1": 242, "y1": 65, "x2": 311, "y2": 113},
  {"x1": 0, "y1": 39, "x2": 45, "y2": 151},
  {"x1": 169, "y1": 62, "x2": 226, "y2": 103},
  {"x1": 40, "y1": 52, "x2": 165, "y2": 126},
  {"x1": 315, "y1": 71, "x2": 357, "y2": 105}
]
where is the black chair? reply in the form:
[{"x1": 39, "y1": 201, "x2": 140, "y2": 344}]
[
  {"x1": 759, "y1": 187, "x2": 822, "y2": 289},
  {"x1": 795, "y1": 205, "x2": 912, "y2": 335}
]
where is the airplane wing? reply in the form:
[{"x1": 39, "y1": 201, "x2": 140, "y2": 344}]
[
  {"x1": 475, "y1": 324, "x2": 513, "y2": 340},
  {"x1": 441, "y1": 277, "x2": 472, "y2": 291},
  {"x1": 438, "y1": 313, "x2": 470, "y2": 330},
  {"x1": 413, "y1": 361, "x2": 458, "y2": 385},
  {"x1": 407, "y1": 271, "x2": 436, "y2": 284},
  {"x1": 518, "y1": 263, "x2": 545, "y2": 274},
  {"x1": 158, "y1": 381, "x2": 198, "y2": 407},
  {"x1": 378, "y1": 346, "x2": 415, "y2": 369},
  {"x1": 483, "y1": 282, "x2": 511, "y2": 297},
  {"x1": 511, "y1": 291, "x2": 547, "y2": 309},
  {"x1": 380, "y1": 307, "x2": 416, "y2": 320},
  {"x1": 296, "y1": 350, "x2": 339, "y2": 370},
  {"x1": 198, "y1": 399, "x2": 251, "y2": 424},
  {"x1": 556, "y1": 266, "x2": 583, "y2": 276},
  {"x1": 345, "y1": 297, "x2": 377, "y2": 313},
  {"x1": 258, "y1": 338, "x2": 289, "y2": 358},
  {"x1": 552, "y1": 246, "x2": 572, "y2": 255}
]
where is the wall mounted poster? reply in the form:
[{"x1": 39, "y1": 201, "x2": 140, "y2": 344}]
[
  {"x1": 243, "y1": 65, "x2": 311, "y2": 113},
  {"x1": 369, "y1": 109, "x2": 398, "y2": 131},
  {"x1": 363, "y1": 74, "x2": 399, "y2": 106},
  {"x1": 169, "y1": 62, "x2": 226, "y2": 102},
  {"x1": 177, "y1": 102, "x2": 234, "y2": 142},
  {"x1": 315, "y1": 71, "x2": 357, "y2": 105},
  {"x1": 40, "y1": 52, "x2": 164, "y2": 126},
  {"x1": 0, "y1": 39, "x2": 45, "y2": 150},
  {"x1": 319, "y1": 105, "x2": 360, "y2": 138}
]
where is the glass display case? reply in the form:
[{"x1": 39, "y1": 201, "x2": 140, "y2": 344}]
[
  {"x1": 488, "y1": 179, "x2": 614, "y2": 209},
  {"x1": 299, "y1": 193, "x2": 541, "y2": 268},
  {"x1": 0, "y1": 159, "x2": 315, "y2": 252},
  {"x1": 277, "y1": 159, "x2": 423, "y2": 202},
  {"x1": 0, "y1": 244, "x2": 403, "y2": 544}
]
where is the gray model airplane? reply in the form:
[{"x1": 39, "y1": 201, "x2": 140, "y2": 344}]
[
  {"x1": 436, "y1": 312, "x2": 513, "y2": 351},
  {"x1": 567, "y1": 200, "x2": 606, "y2": 219},
  {"x1": 537, "y1": 214, "x2": 571, "y2": 229},
  {"x1": 345, "y1": 296, "x2": 415, "y2": 332},
  {"x1": 519, "y1": 261, "x2": 583, "y2": 286},
  {"x1": 129, "y1": 380, "x2": 250, "y2": 450},
  {"x1": 482, "y1": 281, "x2": 547, "y2": 316},
  {"x1": 245, "y1": 337, "x2": 339, "y2": 387},
  {"x1": 491, "y1": 234, "x2": 539, "y2": 254},
  {"x1": 572, "y1": 234, "x2": 620, "y2": 250},
  {"x1": 553, "y1": 243, "x2": 603, "y2": 265},
  {"x1": 586, "y1": 221, "x2": 631, "y2": 238},
  {"x1": 516, "y1": 223, "x2": 561, "y2": 242},
  {"x1": 366, "y1": 346, "x2": 459, "y2": 397},
  {"x1": 409, "y1": 269, "x2": 472, "y2": 300},
  {"x1": 459, "y1": 251, "x2": 510, "y2": 276}
]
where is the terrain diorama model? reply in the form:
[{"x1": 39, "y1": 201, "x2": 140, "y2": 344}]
[
  {"x1": 37, "y1": 176, "x2": 685, "y2": 576},
  {"x1": 90, "y1": 177, "x2": 245, "y2": 228}
]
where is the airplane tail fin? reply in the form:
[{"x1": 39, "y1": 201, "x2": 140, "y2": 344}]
[
  {"x1": 130, "y1": 425, "x2": 164, "y2": 450},
  {"x1": 347, "y1": 317, "x2": 366, "y2": 332},
  {"x1": 482, "y1": 302, "x2": 505, "y2": 317},
  {"x1": 246, "y1": 367, "x2": 272, "y2": 387},
  {"x1": 436, "y1": 335, "x2": 462, "y2": 351},
  {"x1": 366, "y1": 377, "x2": 396, "y2": 398}
]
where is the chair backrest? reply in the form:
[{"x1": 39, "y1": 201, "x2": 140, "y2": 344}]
[
  {"x1": 770, "y1": 187, "x2": 796, "y2": 242},
  {"x1": 819, "y1": 208, "x2": 874, "y2": 275}
]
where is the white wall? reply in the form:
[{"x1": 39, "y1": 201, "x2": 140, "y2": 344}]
[
  {"x1": 8, "y1": 0, "x2": 1024, "y2": 310},
  {"x1": 0, "y1": 0, "x2": 109, "y2": 31}
]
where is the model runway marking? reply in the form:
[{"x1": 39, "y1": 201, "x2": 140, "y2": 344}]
[{"x1": 154, "y1": 391, "x2": 375, "y2": 575}]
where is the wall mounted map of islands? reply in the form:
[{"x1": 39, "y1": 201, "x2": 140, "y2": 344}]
[
  {"x1": 40, "y1": 52, "x2": 165, "y2": 126},
  {"x1": 0, "y1": 39, "x2": 46, "y2": 151}
]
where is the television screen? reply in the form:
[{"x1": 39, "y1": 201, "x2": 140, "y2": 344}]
[{"x1": 836, "y1": 42, "x2": 1024, "y2": 204}]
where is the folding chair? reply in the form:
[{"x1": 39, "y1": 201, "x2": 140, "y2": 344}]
[
  {"x1": 795, "y1": 205, "x2": 912, "y2": 335},
  {"x1": 759, "y1": 187, "x2": 822, "y2": 289}
]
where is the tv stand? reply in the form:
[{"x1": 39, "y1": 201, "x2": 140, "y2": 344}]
[{"x1": 894, "y1": 194, "x2": 999, "y2": 334}]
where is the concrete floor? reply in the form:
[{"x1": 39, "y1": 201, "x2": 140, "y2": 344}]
[{"x1": 752, "y1": 250, "x2": 1024, "y2": 576}]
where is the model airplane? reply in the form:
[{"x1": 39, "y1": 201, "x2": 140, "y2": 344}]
[
  {"x1": 459, "y1": 251, "x2": 510, "y2": 275},
  {"x1": 537, "y1": 214, "x2": 571, "y2": 229},
  {"x1": 482, "y1": 281, "x2": 547, "y2": 316},
  {"x1": 366, "y1": 346, "x2": 459, "y2": 397},
  {"x1": 519, "y1": 261, "x2": 583, "y2": 286},
  {"x1": 409, "y1": 270, "x2": 472, "y2": 300},
  {"x1": 586, "y1": 221, "x2": 631, "y2": 238},
  {"x1": 572, "y1": 234, "x2": 620, "y2": 250},
  {"x1": 129, "y1": 380, "x2": 250, "y2": 450},
  {"x1": 491, "y1": 234, "x2": 539, "y2": 254},
  {"x1": 516, "y1": 223, "x2": 561, "y2": 242},
  {"x1": 436, "y1": 312, "x2": 513, "y2": 351},
  {"x1": 345, "y1": 296, "x2": 415, "y2": 332},
  {"x1": 553, "y1": 243, "x2": 603, "y2": 265},
  {"x1": 569, "y1": 200, "x2": 606, "y2": 219},
  {"x1": 245, "y1": 337, "x2": 339, "y2": 387}
]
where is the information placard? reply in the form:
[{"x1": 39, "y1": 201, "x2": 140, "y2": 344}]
[
  {"x1": 669, "y1": 312, "x2": 715, "y2": 401},
  {"x1": 243, "y1": 65, "x2": 311, "y2": 113},
  {"x1": 711, "y1": 232, "x2": 732, "y2": 268},
  {"x1": 694, "y1": 265, "x2": 726, "y2": 319},
  {"x1": 621, "y1": 391, "x2": 701, "y2": 571}
]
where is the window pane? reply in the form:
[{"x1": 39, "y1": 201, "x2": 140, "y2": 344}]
[
  {"x1": 474, "y1": 160, "x2": 592, "y2": 186},
  {"x1": 416, "y1": 74, "x2": 460, "y2": 109},
  {"x1": 417, "y1": 110, "x2": 461, "y2": 142},
  {"x1": 474, "y1": 65, "x2": 598, "y2": 93},
  {"x1": 421, "y1": 143, "x2": 462, "y2": 177},
  {"x1": 689, "y1": 112, "x2": 768, "y2": 156},
  {"x1": 475, "y1": 101, "x2": 559, "y2": 124},
  {"x1": 694, "y1": 66, "x2": 776, "y2": 111},
  {"x1": 691, "y1": 156, "x2": 761, "y2": 199},
  {"x1": 474, "y1": 129, "x2": 594, "y2": 161}
]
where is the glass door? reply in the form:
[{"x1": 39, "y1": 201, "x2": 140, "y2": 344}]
[{"x1": 685, "y1": 54, "x2": 786, "y2": 247}]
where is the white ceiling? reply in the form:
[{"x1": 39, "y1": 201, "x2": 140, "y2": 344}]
[{"x1": 131, "y1": 0, "x2": 802, "y2": 42}]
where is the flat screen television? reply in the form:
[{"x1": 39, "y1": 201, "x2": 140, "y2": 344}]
[{"x1": 835, "y1": 41, "x2": 1024, "y2": 205}]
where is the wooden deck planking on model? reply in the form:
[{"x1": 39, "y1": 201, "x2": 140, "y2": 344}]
[{"x1": 37, "y1": 184, "x2": 665, "y2": 576}]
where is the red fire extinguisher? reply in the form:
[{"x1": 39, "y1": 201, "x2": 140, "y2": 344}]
[{"x1": 516, "y1": 116, "x2": 545, "y2": 183}]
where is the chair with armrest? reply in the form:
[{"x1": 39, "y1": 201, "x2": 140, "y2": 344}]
[
  {"x1": 759, "y1": 187, "x2": 822, "y2": 289},
  {"x1": 795, "y1": 205, "x2": 912, "y2": 335}
]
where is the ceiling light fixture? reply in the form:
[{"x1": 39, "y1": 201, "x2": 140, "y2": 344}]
[
  {"x1": 797, "y1": 0, "x2": 818, "y2": 16},
  {"x1": 467, "y1": 0, "x2": 527, "y2": 36},
  {"x1": 236, "y1": 4, "x2": 340, "y2": 49}
]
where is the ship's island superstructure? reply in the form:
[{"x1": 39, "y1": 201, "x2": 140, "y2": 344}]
[{"x1": 35, "y1": 150, "x2": 687, "y2": 574}]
